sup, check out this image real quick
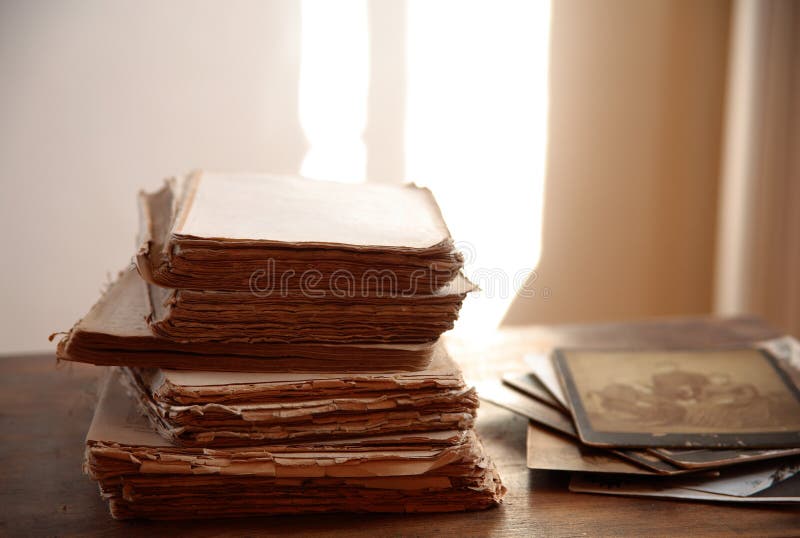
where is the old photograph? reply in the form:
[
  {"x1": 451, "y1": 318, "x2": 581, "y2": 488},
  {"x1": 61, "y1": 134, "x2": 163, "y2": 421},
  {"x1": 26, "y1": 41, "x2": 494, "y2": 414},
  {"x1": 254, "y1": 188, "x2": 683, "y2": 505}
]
[{"x1": 555, "y1": 349, "x2": 800, "y2": 448}]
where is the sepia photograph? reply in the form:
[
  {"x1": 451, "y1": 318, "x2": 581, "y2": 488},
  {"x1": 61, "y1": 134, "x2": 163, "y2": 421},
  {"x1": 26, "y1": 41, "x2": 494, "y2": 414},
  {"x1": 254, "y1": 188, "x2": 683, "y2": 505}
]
[{"x1": 555, "y1": 349, "x2": 800, "y2": 448}]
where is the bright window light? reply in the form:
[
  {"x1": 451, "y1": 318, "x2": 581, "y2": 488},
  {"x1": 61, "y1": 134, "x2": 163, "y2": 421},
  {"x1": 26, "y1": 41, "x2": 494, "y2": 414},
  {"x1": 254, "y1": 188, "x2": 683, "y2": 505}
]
[
  {"x1": 298, "y1": 1, "x2": 551, "y2": 333},
  {"x1": 406, "y1": 0, "x2": 552, "y2": 334},
  {"x1": 299, "y1": 0, "x2": 368, "y2": 183}
]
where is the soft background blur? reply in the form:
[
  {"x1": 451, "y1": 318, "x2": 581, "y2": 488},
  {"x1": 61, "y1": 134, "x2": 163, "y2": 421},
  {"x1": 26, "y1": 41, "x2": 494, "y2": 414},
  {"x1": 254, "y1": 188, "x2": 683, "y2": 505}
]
[{"x1": 1, "y1": 0, "x2": 797, "y2": 354}]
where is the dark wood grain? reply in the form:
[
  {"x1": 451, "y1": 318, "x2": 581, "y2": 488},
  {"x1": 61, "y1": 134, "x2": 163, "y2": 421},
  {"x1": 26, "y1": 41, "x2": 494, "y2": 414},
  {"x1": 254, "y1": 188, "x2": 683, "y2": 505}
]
[{"x1": 2, "y1": 316, "x2": 799, "y2": 537}]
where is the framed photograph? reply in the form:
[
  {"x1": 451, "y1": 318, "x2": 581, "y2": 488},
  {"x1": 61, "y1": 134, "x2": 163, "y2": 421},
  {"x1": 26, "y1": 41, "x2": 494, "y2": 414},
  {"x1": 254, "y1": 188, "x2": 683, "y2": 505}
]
[{"x1": 553, "y1": 348, "x2": 800, "y2": 449}]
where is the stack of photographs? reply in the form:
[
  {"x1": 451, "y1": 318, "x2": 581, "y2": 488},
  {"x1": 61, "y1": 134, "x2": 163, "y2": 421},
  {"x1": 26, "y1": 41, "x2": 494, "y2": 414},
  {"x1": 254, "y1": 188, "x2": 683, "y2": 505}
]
[{"x1": 481, "y1": 336, "x2": 800, "y2": 503}]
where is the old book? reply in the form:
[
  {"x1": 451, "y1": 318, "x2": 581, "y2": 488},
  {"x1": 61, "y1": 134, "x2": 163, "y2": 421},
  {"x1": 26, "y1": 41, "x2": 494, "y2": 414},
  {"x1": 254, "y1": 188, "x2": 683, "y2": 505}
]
[
  {"x1": 145, "y1": 272, "x2": 475, "y2": 345},
  {"x1": 55, "y1": 268, "x2": 437, "y2": 372},
  {"x1": 120, "y1": 344, "x2": 478, "y2": 447},
  {"x1": 85, "y1": 370, "x2": 505, "y2": 519},
  {"x1": 136, "y1": 172, "x2": 463, "y2": 293}
]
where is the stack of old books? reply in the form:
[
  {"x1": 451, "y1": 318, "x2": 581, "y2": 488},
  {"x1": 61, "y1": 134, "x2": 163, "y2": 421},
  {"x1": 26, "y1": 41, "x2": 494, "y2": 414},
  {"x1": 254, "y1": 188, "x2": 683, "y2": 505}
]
[{"x1": 56, "y1": 172, "x2": 505, "y2": 519}]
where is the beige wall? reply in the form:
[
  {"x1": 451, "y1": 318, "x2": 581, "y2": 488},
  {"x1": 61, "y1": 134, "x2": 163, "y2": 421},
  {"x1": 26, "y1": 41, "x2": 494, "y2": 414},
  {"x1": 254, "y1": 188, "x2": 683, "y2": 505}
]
[
  {"x1": 715, "y1": 0, "x2": 800, "y2": 337},
  {"x1": 504, "y1": 0, "x2": 731, "y2": 325},
  {"x1": 0, "y1": 1, "x2": 307, "y2": 353}
]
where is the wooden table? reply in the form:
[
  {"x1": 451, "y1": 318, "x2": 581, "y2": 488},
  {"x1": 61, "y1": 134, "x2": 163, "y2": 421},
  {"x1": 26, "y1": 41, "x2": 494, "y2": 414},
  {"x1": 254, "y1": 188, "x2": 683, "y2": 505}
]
[{"x1": 2, "y1": 317, "x2": 799, "y2": 536}]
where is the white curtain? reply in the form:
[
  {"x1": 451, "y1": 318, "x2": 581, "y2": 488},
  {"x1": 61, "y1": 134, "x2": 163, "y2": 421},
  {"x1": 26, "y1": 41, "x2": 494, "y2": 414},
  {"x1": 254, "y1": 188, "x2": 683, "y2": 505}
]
[{"x1": 714, "y1": 0, "x2": 800, "y2": 336}]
